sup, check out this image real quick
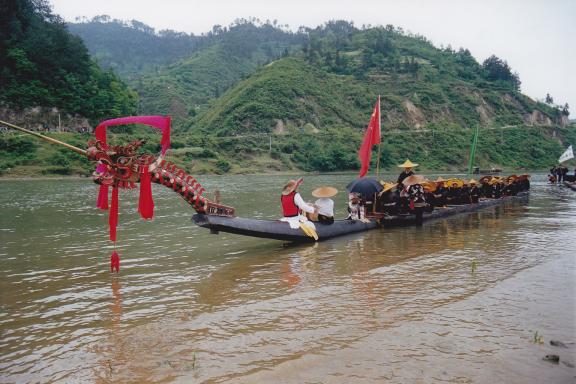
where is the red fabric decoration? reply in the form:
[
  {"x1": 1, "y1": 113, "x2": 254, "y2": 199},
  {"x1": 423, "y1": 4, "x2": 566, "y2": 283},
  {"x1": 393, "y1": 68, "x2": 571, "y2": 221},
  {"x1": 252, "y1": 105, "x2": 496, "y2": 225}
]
[
  {"x1": 358, "y1": 96, "x2": 381, "y2": 177},
  {"x1": 97, "y1": 184, "x2": 109, "y2": 210},
  {"x1": 410, "y1": 199, "x2": 415, "y2": 210},
  {"x1": 95, "y1": 115, "x2": 171, "y2": 155},
  {"x1": 138, "y1": 167, "x2": 154, "y2": 219},
  {"x1": 109, "y1": 186, "x2": 119, "y2": 242},
  {"x1": 110, "y1": 251, "x2": 120, "y2": 273}
]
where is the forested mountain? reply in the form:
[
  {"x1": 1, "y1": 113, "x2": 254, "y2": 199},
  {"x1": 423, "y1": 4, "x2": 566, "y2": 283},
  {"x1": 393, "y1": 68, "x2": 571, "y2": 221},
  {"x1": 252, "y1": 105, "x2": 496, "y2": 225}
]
[
  {"x1": 2, "y1": 11, "x2": 573, "y2": 177},
  {"x1": 193, "y1": 22, "x2": 565, "y2": 135},
  {"x1": 68, "y1": 16, "x2": 201, "y2": 78},
  {"x1": 0, "y1": 0, "x2": 137, "y2": 121},
  {"x1": 131, "y1": 21, "x2": 305, "y2": 122}
]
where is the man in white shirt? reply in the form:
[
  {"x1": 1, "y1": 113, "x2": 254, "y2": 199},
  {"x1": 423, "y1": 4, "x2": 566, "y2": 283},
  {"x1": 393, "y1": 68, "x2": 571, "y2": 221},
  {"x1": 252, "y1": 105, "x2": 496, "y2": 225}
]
[{"x1": 311, "y1": 186, "x2": 337, "y2": 224}]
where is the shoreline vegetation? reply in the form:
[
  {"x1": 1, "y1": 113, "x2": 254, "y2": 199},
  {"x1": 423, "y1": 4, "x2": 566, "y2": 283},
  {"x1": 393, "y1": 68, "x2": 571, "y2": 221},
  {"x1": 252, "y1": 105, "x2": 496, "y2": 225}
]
[
  {"x1": 1, "y1": 3, "x2": 574, "y2": 178},
  {"x1": 1, "y1": 124, "x2": 574, "y2": 178}
]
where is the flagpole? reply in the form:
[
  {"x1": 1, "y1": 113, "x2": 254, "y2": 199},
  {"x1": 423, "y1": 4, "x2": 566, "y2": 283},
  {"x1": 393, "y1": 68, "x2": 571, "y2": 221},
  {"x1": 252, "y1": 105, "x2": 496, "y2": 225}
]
[{"x1": 375, "y1": 95, "x2": 381, "y2": 178}]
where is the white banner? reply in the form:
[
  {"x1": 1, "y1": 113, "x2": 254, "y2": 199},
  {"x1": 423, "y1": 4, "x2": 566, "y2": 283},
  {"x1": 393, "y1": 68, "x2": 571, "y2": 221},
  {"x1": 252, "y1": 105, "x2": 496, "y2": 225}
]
[{"x1": 559, "y1": 145, "x2": 574, "y2": 163}]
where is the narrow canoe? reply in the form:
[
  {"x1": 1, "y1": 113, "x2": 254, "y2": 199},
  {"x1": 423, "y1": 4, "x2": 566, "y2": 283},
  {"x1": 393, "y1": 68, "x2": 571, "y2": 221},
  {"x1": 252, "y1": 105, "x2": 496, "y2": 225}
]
[{"x1": 192, "y1": 192, "x2": 528, "y2": 242}]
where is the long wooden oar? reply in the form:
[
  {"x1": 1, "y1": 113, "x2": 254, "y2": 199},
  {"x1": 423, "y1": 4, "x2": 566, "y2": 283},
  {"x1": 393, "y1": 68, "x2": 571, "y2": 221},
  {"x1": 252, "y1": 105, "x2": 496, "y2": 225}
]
[{"x1": 0, "y1": 119, "x2": 87, "y2": 156}]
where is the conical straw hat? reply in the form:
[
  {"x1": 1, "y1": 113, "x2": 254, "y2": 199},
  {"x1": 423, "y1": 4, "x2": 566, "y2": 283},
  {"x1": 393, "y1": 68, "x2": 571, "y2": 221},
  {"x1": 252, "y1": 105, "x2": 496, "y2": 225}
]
[
  {"x1": 468, "y1": 179, "x2": 478, "y2": 185},
  {"x1": 282, "y1": 177, "x2": 303, "y2": 195},
  {"x1": 435, "y1": 176, "x2": 446, "y2": 183},
  {"x1": 403, "y1": 174, "x2": 426, "y2": 186},
  {"x1": 398, "y1": 159, "x2": 419, "y2": 168},
  {"x1": 381, "y1": 182, "x2": 397, "y2": 193},
  {"x1": 312, "y1": 186, "x2": 338, "y2": 198}
]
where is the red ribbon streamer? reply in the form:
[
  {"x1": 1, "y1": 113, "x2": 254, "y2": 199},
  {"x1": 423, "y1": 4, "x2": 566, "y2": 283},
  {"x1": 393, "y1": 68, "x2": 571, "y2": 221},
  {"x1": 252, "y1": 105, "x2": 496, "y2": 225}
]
[
  {"x1": 138, "y1": 167, "x2": 154, "y2": 219},
  {"x1": 109, "y1": 186, "x2": 119, "y2": 242},
  {"x1": 96, "y1": 184, "x2": 109, "y2": 210},
  {"x1": 110, "y1": 251, "x2": 120, "y2": 273}
]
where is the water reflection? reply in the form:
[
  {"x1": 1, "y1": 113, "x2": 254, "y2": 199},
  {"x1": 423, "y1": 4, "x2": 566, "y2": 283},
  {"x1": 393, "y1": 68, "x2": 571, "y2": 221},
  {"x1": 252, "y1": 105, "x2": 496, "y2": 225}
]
[{"x1": 0, "y1": 174, "x2": 574, "y2": 383}]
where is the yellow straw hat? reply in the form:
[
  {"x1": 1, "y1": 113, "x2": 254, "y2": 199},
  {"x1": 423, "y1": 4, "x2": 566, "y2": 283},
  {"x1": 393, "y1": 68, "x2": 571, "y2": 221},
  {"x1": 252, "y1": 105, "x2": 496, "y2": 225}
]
[
  {"x1": 446, "y1": 178, "x2": 464, "y2": 188},
  {"x1": 403, "y1": 174, "x2": 426, "y2": 186},
  {"x1": 398, "y1": 159, "x2": 419, "y2": 168},
  {"x1": 312, "y1": 186, "x2": 338, "y2": 198},
  {"x1": 469, "y1": 179, "x2": 478, "y2": 185},
  {"x1": 422, "y1": 181, "x2": 437, "y2": 192},
  {"x1": 282, "y1": 177, "x2": 303, "y2": 195},
  {"x1": 381, "y1": 182, "x2": 397, "y2": 193}
]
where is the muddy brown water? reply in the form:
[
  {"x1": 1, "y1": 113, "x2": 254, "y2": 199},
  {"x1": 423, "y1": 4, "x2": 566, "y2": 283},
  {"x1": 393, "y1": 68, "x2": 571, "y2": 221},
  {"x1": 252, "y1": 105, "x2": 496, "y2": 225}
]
[{"x1": 0, "y1": 173, "x2": 574, "y2": 383}]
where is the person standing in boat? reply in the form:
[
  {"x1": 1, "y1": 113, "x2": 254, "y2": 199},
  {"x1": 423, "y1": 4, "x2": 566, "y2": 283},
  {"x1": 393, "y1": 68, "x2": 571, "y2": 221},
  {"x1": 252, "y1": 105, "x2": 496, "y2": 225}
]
[
  {"x1": 280, "y1": 178, "x2": 318, "y2": 230},
  {"x1": 397, "y1": 159, "x2": 418, "y2": 212},
  {"x1": 397, "y1": 159, "x2": 418, "y2": 185},
  {"x1": 310, "y1": 186, "x2": 337, "y2": 224}
]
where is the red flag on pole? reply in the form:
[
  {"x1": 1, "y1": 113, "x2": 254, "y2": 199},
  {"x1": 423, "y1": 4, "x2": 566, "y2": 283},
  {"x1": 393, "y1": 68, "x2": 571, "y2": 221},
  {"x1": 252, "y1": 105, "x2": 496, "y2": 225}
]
[{"x1": 358, "y1": 96, "x2": 381, "y2": 177}]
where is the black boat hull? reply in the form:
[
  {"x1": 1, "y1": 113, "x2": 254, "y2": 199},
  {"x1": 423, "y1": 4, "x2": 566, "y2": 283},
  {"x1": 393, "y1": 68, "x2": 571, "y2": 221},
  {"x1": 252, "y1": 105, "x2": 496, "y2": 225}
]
[{"x1": 192, "y1": 192, "x2": 528, "y2": 242}]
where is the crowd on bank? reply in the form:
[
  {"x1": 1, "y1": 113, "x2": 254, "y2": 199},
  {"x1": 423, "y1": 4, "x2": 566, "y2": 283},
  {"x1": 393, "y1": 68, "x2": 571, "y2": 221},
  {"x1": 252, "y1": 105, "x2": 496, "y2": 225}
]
[
  {"x1": 279, "y1": 159, "x2": 531, "y2": 230},
  {"x1": 548, "y1": 165, "x2": 574, "y2": 183}
]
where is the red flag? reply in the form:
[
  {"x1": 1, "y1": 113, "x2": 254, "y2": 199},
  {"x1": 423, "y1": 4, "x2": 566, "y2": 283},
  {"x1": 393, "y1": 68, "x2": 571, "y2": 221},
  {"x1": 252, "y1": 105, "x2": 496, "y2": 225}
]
[{"x1": 358, "y1": 96, "x2": 381, "y2": 177}]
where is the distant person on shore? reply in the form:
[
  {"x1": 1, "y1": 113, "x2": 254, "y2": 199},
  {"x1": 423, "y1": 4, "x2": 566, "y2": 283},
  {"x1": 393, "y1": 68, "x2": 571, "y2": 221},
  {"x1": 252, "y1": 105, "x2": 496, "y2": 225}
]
[{"x1": 310, "y1": 186, "x2": 337, "y2": 224}]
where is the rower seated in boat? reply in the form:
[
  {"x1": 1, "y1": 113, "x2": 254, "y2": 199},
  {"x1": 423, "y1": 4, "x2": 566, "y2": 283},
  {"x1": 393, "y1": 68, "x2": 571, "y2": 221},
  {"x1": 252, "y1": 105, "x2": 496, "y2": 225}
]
[
  {"x1": 310, "y1": 186, "x2": 337, "y2": 225},
  {"x1": 468, "y1": 179, "x2": 480, "y2": 203},
  {"x1": 347, "y1": 193, "x2": 366, "y2": 220},
  {"x1": 376, "y1": 182, "x2": 399, "y2": 215},
  {"x1": 280, "y1": 178, "x2": 317, "y2": 230}
]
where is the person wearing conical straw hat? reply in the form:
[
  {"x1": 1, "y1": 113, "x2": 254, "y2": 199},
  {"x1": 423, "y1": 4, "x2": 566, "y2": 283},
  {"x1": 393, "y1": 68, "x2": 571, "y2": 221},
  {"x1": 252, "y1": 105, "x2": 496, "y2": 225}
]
[
  {"x1": 469, "y1": 179, "x2": 480, "y2": 203},
  {"x1": 280, "y1": 178, "x2": 318, "y2": 239},
  {"x1": 397, "y1": 159, "x2": 419, "y2": 185},
  {"x1": 311, "y1": 186, "x2": 338, "y2": 224}
]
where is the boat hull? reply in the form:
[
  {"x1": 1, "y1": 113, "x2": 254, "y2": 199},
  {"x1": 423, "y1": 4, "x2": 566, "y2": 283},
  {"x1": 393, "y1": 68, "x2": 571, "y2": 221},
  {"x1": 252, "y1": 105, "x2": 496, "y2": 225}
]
[{"x1": 192, "y1": 192, "x2": 529, "y2": 242}]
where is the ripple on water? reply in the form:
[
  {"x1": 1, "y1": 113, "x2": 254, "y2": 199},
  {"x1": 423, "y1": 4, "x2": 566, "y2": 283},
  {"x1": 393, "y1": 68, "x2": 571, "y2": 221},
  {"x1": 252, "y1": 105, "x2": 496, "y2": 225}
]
[{"x1": 0, "y1": 175, "x2": 574, "y2": 383}]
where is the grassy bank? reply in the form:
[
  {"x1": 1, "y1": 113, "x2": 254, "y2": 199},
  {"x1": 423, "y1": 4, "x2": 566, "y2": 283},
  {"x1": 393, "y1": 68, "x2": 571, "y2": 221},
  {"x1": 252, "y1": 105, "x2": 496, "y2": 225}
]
[{"x1": 1, "y1": 124, "x2": 574, "y2": 178}]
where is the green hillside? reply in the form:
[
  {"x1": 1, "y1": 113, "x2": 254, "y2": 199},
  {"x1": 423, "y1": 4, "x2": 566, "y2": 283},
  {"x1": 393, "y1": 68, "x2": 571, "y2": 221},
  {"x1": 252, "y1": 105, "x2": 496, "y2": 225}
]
[
  {"x1": 193, "y1": 24, "x2": 565, "y2": 135},
  {"x1": 132, "y1": 21, "x2": 304, "y2": 124},
  {"x1": 0, "y1": 0, "x2": 137, "y2": 122},
  {"x1": 68, "y1": 16, "x2": 201, "y2": 78}
]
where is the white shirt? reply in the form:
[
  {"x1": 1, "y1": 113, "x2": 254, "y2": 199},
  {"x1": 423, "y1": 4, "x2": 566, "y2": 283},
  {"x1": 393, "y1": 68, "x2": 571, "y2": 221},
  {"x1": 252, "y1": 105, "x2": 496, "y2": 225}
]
[
  {"x1": 294, "y1": 193, "x2": 315, "y2": 214},
  {"x1": 314, "y1": 198, "x2": 334, "y2": 217}
]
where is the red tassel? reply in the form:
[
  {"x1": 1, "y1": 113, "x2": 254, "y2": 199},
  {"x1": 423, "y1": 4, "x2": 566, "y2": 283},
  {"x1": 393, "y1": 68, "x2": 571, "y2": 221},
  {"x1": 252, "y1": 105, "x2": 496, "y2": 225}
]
[
  {"x1": 409, "y1": 200, "x2": 415, "y2": 210},
  {"x1": 110, "y1": 251, "x2": 120, "y2": 273},
  {"x1": 138, "y1": 168, "x2": 154, "y2": 219},
  {"x1": 109, "y1": 186, "x2": 119, "y2": 242},
  {"x1": 97, "y1": 184, "x2": 109, "y2": 210}
]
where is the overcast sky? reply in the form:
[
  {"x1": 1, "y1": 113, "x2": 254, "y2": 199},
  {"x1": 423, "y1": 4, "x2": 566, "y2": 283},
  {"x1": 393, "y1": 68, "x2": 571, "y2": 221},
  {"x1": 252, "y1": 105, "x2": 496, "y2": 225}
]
[{"x1": 50, "y1": 0, "x2": 575, "y2": 115}]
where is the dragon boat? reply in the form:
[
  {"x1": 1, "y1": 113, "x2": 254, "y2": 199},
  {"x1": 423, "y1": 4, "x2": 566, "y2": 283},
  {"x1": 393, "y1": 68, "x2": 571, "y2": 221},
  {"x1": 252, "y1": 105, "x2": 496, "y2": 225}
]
[
  {"x1": 0, "y1": 115, "x2": 531, "y2": 266},
  {"x1": 192, "y1": 192, "x2": 529, "y2": 242}
]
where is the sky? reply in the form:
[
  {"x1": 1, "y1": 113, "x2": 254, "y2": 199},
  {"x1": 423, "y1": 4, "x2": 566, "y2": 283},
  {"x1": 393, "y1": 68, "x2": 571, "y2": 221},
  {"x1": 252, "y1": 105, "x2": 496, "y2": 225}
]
[{"x1": 50, "y1": 0, "x2": 575, "y2": 115}]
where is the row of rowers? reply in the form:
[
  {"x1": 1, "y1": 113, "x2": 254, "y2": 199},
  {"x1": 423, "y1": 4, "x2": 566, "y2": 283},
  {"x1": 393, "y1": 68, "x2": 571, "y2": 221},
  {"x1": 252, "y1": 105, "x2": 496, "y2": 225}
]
[
  {"x1": 378, "y1": 159, "x2": 531, "y2": 215},
  {"x1": 279, "y1": 160, "x2": 531, "y2": 228}
]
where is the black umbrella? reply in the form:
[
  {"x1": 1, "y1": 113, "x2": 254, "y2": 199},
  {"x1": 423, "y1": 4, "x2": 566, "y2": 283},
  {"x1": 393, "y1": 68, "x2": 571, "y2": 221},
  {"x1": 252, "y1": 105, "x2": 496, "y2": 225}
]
[{"x1": 346, "y1": 177, "x2": 383, "y2": 199}]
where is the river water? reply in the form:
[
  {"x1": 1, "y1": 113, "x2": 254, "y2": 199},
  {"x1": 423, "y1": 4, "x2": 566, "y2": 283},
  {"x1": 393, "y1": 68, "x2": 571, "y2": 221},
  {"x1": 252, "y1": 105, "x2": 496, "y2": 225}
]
[{"x1": 0, "y1": 173, "x2": 574, "y2": 383}]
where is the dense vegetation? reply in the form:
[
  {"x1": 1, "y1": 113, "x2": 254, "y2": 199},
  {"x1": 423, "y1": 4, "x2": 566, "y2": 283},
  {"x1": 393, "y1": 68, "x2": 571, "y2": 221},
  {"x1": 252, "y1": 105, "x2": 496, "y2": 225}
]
[
  {"x1": 0, "y1": 0, "x2": 137, "y2": 121},
  {"x1": 1, "y1": 12, "x2": 573, "y2": 177},
  {"x1": 68, "y1": 16, "x2": 201, "y2": 78}
]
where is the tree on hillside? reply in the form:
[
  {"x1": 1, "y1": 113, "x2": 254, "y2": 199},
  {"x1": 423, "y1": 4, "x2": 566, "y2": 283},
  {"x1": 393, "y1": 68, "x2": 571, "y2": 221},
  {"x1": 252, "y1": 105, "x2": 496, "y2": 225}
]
[
  {"x1": 545, "y1": 93, "x2": 554, "y2": 104},
  {"x1": 0, "y1": 0, "x2": 137, "y2": 120},
  {"x1": 482, "y1": 55, "x2": 521, "y2": 90}
]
